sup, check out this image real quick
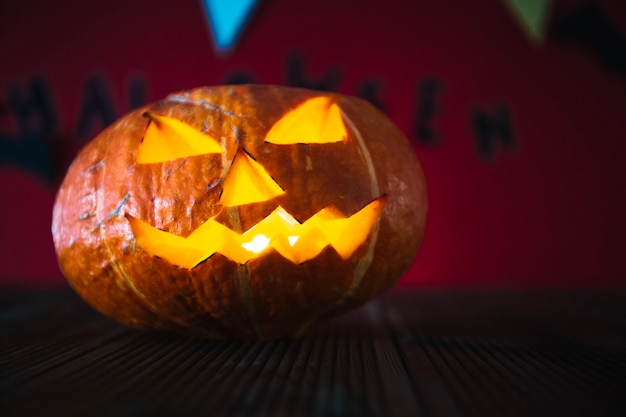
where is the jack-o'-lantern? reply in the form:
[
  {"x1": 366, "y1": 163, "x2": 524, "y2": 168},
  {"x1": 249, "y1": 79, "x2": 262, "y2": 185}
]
[{"x1": 52, "y1": 85, "x2": 427, "y2": 339}]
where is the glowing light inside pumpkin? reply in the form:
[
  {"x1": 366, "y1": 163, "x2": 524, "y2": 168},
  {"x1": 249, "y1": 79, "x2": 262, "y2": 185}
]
[
  {"x1": 265, "y1": 96, "x2": 347, "y2": 144},
  {"x1": 136, "y1": 113, "x2": 224, "y2": 164},
  {"x1": 241, "y1": 234, "x2": 271, "y2": 253},
  {"x1": 219, "y1": 150, "x2": 285, "y2": 207},
  {"x1": 128, "y1": 197, "x2": 386, "y2": 267}
]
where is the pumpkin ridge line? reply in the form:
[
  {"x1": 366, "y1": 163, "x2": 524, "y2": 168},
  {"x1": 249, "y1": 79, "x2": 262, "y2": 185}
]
[
  {"x1": 341, "y1": 110, "x2": 380, "y2": 198},
  {"x1": 96, "y1": 162, "x2": 140, "y2": 297},
  {"x1": 344, "y1": 111, "x2": 380, "y2": 305},
  {"x1": 295, "y1": 111, "x2": 380, "y2": 336},
  {"x1": 227, "y1": 206, "x2": 263, "y2": 338},
  {"x1": 234, "y1": 264, "x2": 263, "y2": 338},
  {"x1": 95, "y1": 151, "x2": 190, "y2": 332},
  {"x1": 338, "y1": 111, "x2": 380, "y2": 297}
]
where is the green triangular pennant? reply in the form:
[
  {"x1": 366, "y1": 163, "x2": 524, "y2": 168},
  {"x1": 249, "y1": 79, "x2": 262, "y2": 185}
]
[{"x1": 502, "y1": 0, "x2": 553, "y2": 44}]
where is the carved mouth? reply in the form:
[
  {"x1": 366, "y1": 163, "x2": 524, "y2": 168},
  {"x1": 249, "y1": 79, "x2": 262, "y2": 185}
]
[{"x1": 127, "y1": 196, "x2": 386, "y2": 268}]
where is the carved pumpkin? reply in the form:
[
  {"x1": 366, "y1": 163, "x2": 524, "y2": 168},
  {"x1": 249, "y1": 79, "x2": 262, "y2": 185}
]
[{"x1": 52, "y1": 85, "x2": 427, "y2": 339}]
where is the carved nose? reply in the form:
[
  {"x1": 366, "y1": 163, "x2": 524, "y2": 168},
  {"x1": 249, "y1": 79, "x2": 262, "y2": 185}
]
[{"x1": 219, "y1": 148, "x2": 284, "y2": 207}]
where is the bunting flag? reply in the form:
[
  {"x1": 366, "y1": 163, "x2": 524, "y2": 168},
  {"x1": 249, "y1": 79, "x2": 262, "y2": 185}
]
[
  {"x1": 200, "y1": 0, "x2": 261, "y2": 54},
  {"x1": 502, "y1": 0, "x2": 553, "y2": 43}
]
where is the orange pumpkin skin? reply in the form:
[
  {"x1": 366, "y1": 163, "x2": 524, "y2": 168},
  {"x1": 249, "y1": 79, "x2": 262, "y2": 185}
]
[{"x1": 52, "y1": 85, "x2": 427, "y2": 339}]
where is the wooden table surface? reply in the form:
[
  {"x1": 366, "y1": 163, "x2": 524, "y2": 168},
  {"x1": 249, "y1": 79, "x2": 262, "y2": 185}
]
[{"x1": 1, "y1": 287, "x2": 626, "y2": 417}]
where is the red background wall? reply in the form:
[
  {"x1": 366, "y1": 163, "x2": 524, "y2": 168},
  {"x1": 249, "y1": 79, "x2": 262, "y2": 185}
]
[{"x1": 1, "y1": 0, "x2": 625, "y2": 287}]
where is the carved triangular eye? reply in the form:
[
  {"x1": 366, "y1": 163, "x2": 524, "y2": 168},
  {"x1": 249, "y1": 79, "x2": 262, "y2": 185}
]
[
  {"x1": 265, "y1": 96, "x2": 347, "y2": 144},
  {"x1": 219, "y1": 150, "x2": 285, "y2": 207},
  {"x1": 136, "y1": 113, "x2": 224, "y2": 164}
]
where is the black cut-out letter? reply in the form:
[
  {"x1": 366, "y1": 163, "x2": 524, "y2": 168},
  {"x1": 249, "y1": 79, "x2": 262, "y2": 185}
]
[
  {"x1": 414, "y1": 78, "x2": 444, "y2": 145},
  {"x1": 285, "y1": 51, "x2": 342, "y2": 92},
  {"x1": 0, "y1": 77, "x2": 57, "y2": 182},
  {"x1": 127, "y1": 75, "x2": 147, "y2": 111},
  {"x1": 471, "y1": 102, "x2": 516, "y2": 160},
  {"x1": 223, "y1": 71, "x2": 257, "y2": 85},
  {"x1": 76, "y1": 74, "x2": 117, "y2": 140},
  {"x1": 357, "y1": 79, "x2": 387, "y2": 112}
]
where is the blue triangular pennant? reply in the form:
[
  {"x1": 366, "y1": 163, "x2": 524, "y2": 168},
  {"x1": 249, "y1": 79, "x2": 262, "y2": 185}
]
[{"x1": 201, "y1": 0, "x2": 260, "y2": 54}]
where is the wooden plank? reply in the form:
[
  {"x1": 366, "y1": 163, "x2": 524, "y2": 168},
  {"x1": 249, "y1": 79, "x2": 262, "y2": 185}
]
[
  {"x1": 2, "y1": 288, "x2": 626, "y2": 416},
  {"x1": 382, "y1": 290, "x2": 626, "y2": 417},
  {"x1": 1, "y1": 289, "x2": 421, "y2": 417}
]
